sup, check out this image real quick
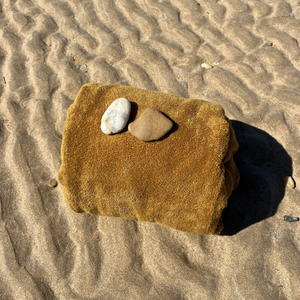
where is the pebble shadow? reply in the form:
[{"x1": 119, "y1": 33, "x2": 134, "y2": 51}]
[
  {"x1": 159, "y1": 111, "x2": 179, "y2": 141},
  {"x1": 119, "y1": 102, "x2": 138, "y2": 133},
  {"x1": 221, "y1": 120, "x2": 293, "y2": 235}
]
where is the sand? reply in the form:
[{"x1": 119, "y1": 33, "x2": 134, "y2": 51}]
[{"x1": 0, "y1": 0, "x2": 300, "y2": 299}]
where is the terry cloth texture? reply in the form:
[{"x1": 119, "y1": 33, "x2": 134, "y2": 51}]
[{"x1": 58, "y1": 83, "x2": 239, "y2": 235}]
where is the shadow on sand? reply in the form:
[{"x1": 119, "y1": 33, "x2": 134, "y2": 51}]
[{"x1": 221, "y1": 120, "x2": 293, "y2": 235}]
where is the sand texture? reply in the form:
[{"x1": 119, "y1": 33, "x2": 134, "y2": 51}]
[{"x1": 0, "y1": 0, "x2": 300, "y2": 299}]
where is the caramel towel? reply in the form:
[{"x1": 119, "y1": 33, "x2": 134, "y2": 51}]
[{"x1": 58, "y1": 83, "x2": 239, "y2": 235}]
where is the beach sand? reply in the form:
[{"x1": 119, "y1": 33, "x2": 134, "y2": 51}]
[{"x1": 0, "y1": 0, "x2": 300, "y2": 299}]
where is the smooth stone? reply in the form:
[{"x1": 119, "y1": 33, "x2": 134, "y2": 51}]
[
  {"x1": 201, "y1": 63, "x2": 213, "y2": 69},
  {"x1": 283, "y1": 215, "x2": 299, "y2": 222},
  {"x1": 266, "y1": 41, "x2": 273, "y2": 46},
  {"x1": 283, "y1": 176, "x2": 296, "y2": 189},
  {"x1": 48, "y1": 179, "x2": 58, "y2": 187},
  {"x1": 181, "y1": 81, "x2": 188, "y2": 88},
  {"x1": 128, "y1": 108, "x2": 173, "y2": 141},
  {"x1": 101, "y1": 98, "x2": 131, "y2": 134}
]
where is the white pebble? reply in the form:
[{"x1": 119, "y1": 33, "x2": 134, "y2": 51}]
[
  {"x1": 101, "y1": 98, "x2": 131, "y2": 134},
  {"x1": 283, "y1": 176, "x2": 296, "y2": 189},
  {"x1": 201, "y1": 63, "x2": 213, "y2": 69}
]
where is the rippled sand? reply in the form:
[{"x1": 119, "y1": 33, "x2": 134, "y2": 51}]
[{"x1": 0, "y1": 0, "x2": 300, "y2": 299}]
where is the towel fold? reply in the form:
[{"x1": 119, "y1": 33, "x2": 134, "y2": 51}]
[{"x1": 58, "y1": 83, "x2": 239, "y2": 234}]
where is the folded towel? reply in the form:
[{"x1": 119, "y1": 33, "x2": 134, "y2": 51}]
[{"x1": 58, "y1": 83, "x2": 239, "y2": 235}]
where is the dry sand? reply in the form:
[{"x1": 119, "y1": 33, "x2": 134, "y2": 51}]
[{"x1": 1, "y1": 0, "x2": 300, "y2": 299}]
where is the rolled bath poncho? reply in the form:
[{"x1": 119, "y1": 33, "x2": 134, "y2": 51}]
[{"x1": 58, "y1": 83, "x2": 239, "y2": 235}]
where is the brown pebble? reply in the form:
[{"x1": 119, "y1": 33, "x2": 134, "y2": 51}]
[
  {"x1": 283, "y1": 176, "x2": 296, "y2": 189},
  {"x1": 128, "y1": 108, "x2": 173, "y2": 141},
  {"x1": 49, "y1": 179, "x2": 58, "y2": 187}
]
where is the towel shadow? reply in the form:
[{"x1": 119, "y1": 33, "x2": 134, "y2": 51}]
[{"x1": 221, "y1": 121, "x2": 293, "y2": 235}]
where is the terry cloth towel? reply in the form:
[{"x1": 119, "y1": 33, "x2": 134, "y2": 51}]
[{"x1": 58, "y1": 83, "x2": 239, "y2": 235}]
